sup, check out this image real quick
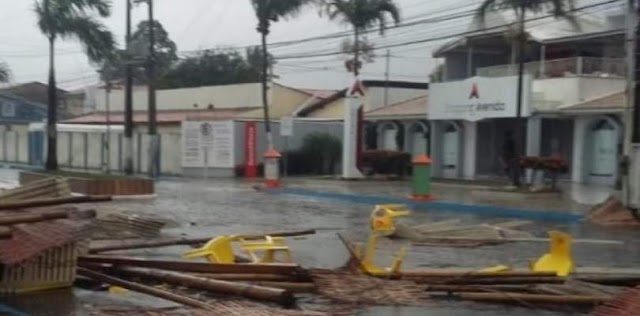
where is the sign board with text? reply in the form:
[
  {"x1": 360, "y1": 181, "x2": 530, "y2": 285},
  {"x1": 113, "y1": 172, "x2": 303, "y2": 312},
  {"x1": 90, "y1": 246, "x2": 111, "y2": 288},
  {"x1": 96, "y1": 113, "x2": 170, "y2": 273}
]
[
  {"x1": 429, "y1": 75, "x2": 532, "y2": 121},
  {"x1": 182, "y1": 120, "x2": 235, "y2": 168}
]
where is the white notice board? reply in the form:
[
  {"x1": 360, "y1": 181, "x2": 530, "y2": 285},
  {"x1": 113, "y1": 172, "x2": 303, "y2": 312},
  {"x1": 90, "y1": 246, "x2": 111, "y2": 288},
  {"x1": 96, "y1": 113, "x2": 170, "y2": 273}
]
[{"x1": 182, "y1": 120, "x2": 235, "y2": 168}]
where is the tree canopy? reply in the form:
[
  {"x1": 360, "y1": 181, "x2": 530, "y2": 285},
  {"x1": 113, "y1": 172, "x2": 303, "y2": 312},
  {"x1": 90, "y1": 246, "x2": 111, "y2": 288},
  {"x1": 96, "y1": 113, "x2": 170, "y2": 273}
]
[
  {"x1": 156, "y1": 47, "x2": 273, "y2": 89},
  {"x1": 100, "y1": 20, "x2": 177, "y2": 84}
]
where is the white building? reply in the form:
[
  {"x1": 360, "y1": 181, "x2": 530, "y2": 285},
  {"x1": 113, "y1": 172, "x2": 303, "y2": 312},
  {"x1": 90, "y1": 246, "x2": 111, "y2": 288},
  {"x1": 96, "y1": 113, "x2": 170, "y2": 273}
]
[{"x1": 427, "y1": 9, "x2": 626, "y2": 187}]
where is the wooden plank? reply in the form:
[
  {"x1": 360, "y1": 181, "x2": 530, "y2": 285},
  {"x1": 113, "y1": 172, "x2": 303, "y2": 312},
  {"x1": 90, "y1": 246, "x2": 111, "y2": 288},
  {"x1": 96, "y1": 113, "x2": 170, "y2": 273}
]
[
  {"x1": 412, "y1": 237, "x2": 624, "y2": 246},
  {"x1": 112, "y1": 267, "x2": 295, "y2": 307},
  {"x1": 78, "y1": 255, "x2": 304, "y2": 275},
  {"x1": 443, "y1": 292, "x2": 609, "y2": 305},
  {"x1": 0, "y1": 196, "x2": 112, "y2": 210},
  {"x1": 89, "y1": 229, "x2": 316, "y2": 253},
  {"x1": 77, "y1": 267, "x2": 214, "y2": 310}
]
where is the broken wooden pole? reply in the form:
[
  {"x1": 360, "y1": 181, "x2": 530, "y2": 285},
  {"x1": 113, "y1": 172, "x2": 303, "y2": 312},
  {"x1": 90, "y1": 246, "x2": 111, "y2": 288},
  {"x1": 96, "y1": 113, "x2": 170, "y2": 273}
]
[
  {"x1": 77, "y1": 267, "x2": 214, "y2": 310},
  {"x1": 253, "y1": 282, "x2": 317, "y2": 293},
  {"x1": 193, "y1": 273, "x2": 306, "y2": 282},
  {"x1": 400, "y1": 270, "x2": 557, "y2": 279},
  {"x1": 432, "y1": 277, "x2": 565, "y2": 285},
  {"x1": 113, "y1": 266, "x2": 296, "y2": 307},
  {"x1": 424, "y1": 284, "x2": 538, "y2": 293},
  {"x1": 78, "y1": 255, "x2": 305, "y2": 275},
  {"x1": 574, "y1": 275, "x2": 640, "y2": 286},
  {"x1": 441, "y1": 292, "x2": 609, "y2": 305},
  {"x1": 0, "y1": 196, "x2": 112, "y2": 210},
  {"x1": 88, "y1": 229, "x2": 316, "y2": 253},
  {"x1": 0, "y1": 209, "x2": 95, "y2": 226},
  {"x1": 412, "y1": 237, "x2": 624, "y2": 246}
]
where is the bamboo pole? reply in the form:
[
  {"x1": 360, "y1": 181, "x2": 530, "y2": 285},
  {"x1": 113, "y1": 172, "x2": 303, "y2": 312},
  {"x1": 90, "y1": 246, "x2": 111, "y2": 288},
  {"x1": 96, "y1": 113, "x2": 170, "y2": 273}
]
[
  {"x1": 0, "y1": 196, "x2": 112, "y2": 210},
  {"x1": 400, "y1": 270, "x2": 557, "y2": 278},
  {"x1": 113, "y1": 266, "x2": 295, "y2": 307},
  {"x1": 89, "y1": 229, "x2": 316, "y2": 253},
  {"x1": 0, "y1": 209, "x2": 95, "y2": 226},
  {"x1": 194, "y1": 273, "x2": 304, "y2": 282},
  {"x1": 77, "y1": 267, "x2": 214, "y2": 310},
  {"x1": 78, "y1": 255, "x2": 304, "y2": 275},
  {"x1": 442, "y1": 292, "x2": 609, "y2": 305},
  {"x1": 412, "y1": 237, "x2": 624, "y2": 246},
  {"x1": 423, "y1": 277, "x2": 565, "y2": 285},
  {"x1": 254, "y1": 281, "x2": 317, "y2": 293}
]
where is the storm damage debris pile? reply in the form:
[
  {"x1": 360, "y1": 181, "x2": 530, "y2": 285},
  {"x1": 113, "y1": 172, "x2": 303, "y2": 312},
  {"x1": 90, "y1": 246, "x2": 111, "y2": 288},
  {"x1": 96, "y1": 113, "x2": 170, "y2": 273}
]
[
  {"x1": 91, "y1": 213, "x2": 168, "y2": 239},
  {"x1": 592, "y1": 286, "x2": 640, "y2": 316},
  {"x1": 0, "y1": 206, "x2": 95, "y2": 294},
  {"x1": 587, "y1": 196, "x2": 640, "y2": 226},
  {"x1": 0, "y1": 177, "x2": 70, "y2": 202},
  {"x1": 391, "y1": 220, "x2": 534, "y2": 247},
  {"x1": 311, "y1": 270, "x2": 429, "y2": 305}
]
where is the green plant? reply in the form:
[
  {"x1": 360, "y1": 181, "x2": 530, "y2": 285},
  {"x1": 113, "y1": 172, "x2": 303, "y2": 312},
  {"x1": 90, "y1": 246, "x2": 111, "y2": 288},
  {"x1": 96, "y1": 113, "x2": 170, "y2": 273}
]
[{"x1": 300, "y1": 132, "x2": 342, "y2": 174}]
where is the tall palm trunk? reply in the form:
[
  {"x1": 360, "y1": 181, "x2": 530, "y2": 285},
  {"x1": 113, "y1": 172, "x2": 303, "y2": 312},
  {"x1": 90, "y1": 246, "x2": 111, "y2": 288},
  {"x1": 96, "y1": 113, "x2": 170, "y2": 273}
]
[
  {"x1": 260, "y1": 29, "x2": 273, "y2": 149},
  {"x1": 46, "y1": 36, "x2": 58, "y2": 170}
]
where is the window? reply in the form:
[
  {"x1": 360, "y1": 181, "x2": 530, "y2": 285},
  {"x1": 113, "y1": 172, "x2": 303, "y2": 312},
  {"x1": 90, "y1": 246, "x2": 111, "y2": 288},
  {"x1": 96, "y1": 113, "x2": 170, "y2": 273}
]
[{"x1": 1, "y1": 101, "x2": 16, "y2": 118}]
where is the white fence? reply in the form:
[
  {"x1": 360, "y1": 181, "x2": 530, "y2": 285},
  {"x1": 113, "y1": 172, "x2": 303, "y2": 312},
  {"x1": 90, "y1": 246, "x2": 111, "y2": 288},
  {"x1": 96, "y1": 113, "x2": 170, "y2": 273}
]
[{"x1": 0, "y1": 130, "x2": 183, "y2": 176}]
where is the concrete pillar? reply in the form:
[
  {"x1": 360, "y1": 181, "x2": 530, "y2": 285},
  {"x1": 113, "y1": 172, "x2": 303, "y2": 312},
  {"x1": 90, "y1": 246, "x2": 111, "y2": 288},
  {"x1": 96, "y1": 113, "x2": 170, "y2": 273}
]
[
  {"x1": 539, "y1": 45, "x2": 546, "y2": 78},
  {"x1": 526, "y1": 116, "x2": 542, "y2": 182},
  {"x1": 572, "y1": 116, "x2": 588, "y2": 183},
  {"x1": 430, "y1": 121, "x2": 443, "y2": 178},
  {"x1": 462, "y1": 121, "x2": 477, "y2": 179}
]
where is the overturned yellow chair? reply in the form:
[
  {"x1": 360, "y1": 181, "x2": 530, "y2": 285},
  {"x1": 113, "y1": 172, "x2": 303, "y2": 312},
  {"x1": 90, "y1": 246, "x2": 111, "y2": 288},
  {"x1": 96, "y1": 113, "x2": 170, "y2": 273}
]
[{"x1": 183, "y1": 235, "x2": 292, "y2": 264}]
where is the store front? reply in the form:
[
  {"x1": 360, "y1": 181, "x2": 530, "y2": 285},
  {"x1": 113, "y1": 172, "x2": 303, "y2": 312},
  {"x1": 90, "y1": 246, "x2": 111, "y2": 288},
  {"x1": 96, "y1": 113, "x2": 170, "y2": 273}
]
[{"x1": 429, "y1": 75, "x2": 533, "y2": 179}]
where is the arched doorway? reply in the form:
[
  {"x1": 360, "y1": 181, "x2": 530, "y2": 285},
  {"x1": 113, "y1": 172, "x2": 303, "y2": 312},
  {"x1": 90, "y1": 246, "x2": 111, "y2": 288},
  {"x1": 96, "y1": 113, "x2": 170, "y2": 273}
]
[
  {"x1": 586, "y1": 118, "x2": 619, "y2": 186},
  {"x1": 378, "y1": 122, "x2": 399, "y2": 151},
  {"x1": 441, "y1": 122, "x2": 461, "y2": 178},
  {"x1": 407, "y1": 121, "x2": 430, "y2": 156}
]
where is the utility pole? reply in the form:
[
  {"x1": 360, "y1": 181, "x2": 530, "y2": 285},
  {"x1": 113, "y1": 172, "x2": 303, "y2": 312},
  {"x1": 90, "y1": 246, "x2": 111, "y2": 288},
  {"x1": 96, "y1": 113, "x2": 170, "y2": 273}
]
[
  {"x1": 624, "y1": 0, "x2": 635, "y2": 205},
  {"x1": 124, "y1": 0, "x2": 134, "y2": 175},
  {"x1": 630, "y1": 0, "x2": 640, "y2": 210},
  {"x1": 383, "y1": 49, "x2": 391, "y2": 108},
  {"x1": 147, "y1": 0, "x2": 159, "y2": 178}
]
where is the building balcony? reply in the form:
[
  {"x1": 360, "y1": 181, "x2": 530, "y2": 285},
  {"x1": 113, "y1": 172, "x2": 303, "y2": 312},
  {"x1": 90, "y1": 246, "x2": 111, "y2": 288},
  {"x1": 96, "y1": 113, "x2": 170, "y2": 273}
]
[{"x1": 476, "y1": 57, "x2": 625, "y2": 79}]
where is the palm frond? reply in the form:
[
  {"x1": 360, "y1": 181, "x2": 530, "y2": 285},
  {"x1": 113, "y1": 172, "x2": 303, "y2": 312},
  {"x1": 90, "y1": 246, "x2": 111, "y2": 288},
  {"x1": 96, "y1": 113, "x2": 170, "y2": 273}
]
[{"x1": 57, "y1": 15, "x2": 115, "y2": 64}]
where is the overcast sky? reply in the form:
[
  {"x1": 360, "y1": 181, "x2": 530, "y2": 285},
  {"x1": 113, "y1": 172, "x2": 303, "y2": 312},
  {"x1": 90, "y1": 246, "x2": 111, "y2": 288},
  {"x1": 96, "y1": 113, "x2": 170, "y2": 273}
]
[{"x1": 0, "y1": 0, "x2": 623, "y2": 91}]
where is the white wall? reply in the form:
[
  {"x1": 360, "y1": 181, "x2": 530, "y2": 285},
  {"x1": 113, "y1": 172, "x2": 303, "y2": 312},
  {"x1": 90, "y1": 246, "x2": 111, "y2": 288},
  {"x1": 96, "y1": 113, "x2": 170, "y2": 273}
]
[
  {"x1": 534, "y1": 77, "x2": 625, "y2": 109},
  {"x1": 95, "y1": 83, "x2": 263, "y2": 112},
  {"x1": 365, "y1": 87, "x2": 427, "y2": 111}
]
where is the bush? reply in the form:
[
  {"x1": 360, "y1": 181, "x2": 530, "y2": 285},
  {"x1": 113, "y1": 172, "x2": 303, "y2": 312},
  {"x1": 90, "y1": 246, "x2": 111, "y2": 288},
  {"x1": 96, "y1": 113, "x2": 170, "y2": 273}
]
[
  {"x1": 300, "y1": 133, "x2": 342, "y2": 174},
  {"x1": 361, "y1": 150, "x2": 411, "y2": 177}
]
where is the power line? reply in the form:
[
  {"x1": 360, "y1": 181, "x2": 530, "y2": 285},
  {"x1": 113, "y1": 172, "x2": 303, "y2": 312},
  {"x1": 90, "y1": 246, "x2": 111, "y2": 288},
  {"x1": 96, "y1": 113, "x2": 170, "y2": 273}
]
[{"x1": 273, "y1": 0, "x2": 621, "y2": 61}]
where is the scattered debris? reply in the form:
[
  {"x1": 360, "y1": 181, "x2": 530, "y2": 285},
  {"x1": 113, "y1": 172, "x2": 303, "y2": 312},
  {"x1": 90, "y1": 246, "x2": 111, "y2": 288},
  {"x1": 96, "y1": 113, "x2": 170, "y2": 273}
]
[
  {"x1": 92, "y1": 213, "x2": 168, "y2": 239},
  {"x1": 0, "y1": 177, "x2": 70, "y2": 202},
  {"x1": 593, "y1": 286, "x2": 640, "y2": 316},
  {"x1": 587, "y1": 196, "x2": 640, "y2": 226},
  {"x1": 0, "y1": 195, "x2": 112, "y2": 211}
]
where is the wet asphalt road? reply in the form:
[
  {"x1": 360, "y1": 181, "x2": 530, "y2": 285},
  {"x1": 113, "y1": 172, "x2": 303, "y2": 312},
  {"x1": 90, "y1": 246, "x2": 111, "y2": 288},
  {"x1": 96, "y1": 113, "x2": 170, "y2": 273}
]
[{"x1": 1, "y1": 170, "x2": 639, "y2": 315}]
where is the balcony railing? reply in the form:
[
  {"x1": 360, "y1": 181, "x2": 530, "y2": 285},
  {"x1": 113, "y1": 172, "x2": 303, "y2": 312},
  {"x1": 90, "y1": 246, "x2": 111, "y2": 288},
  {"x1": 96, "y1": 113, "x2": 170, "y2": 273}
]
[{"x1": 476, "y1": 57, "x2": 625, "y2": 79}]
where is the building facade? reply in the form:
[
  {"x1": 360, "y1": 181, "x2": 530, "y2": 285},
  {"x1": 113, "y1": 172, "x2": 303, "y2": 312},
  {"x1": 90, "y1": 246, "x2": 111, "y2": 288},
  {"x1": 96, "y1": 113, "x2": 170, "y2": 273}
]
[{"x1": 428, "y1": 9, "x2": 626, "y2": 187}]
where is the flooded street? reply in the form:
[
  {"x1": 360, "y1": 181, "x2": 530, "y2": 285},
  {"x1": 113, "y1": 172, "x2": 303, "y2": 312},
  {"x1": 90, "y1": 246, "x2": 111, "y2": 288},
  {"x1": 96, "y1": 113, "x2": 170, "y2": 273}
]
[{"x1": 1, "y1": 170, "x2": 639, "y2": 315}]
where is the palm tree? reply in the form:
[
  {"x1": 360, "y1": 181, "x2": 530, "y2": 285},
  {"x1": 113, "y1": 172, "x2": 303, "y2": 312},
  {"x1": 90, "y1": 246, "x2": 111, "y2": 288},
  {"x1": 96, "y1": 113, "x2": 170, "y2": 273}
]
[
  {"x1": 35, "y1": 0, "x2": 115, "y2": 170},
  {"x1": 250, "y1": 0, "x2": 313, "y2": 150},
  {"x1": 0, "y1": 62, "x2": 10, "y2": 83},
  {"x1": 322, "y1": 0, "x2": 400, "y2": 77},
  {"x1": 476, "y1": 0, "x2": 575, "y2": 186}
]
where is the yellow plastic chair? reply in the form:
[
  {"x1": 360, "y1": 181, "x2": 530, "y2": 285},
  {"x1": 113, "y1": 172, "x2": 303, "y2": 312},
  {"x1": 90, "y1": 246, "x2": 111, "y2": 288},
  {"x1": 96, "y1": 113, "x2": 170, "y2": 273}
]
[
  {"x1": 531, "y1": 230, "x2": 574, "y2": 277},
  {"x1": 239, "y1": 236, "x2": 292, "y2": 263},
  {"x1": 183, "y1": 235, "x2": 237, "y2": 264},
  {"x1": 353, "y1": 204, "x2": 411, "y2": 276}
]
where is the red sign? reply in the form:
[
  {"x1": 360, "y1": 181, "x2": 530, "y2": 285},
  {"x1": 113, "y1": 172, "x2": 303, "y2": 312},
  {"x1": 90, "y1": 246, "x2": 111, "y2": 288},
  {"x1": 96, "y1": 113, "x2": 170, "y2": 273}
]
[
  {"x1": 469, "y1": 83, "x2": 480, "y2": 99},
  {"x1": 245, "y1": 122, "x2": 257, "y2": 177}
]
